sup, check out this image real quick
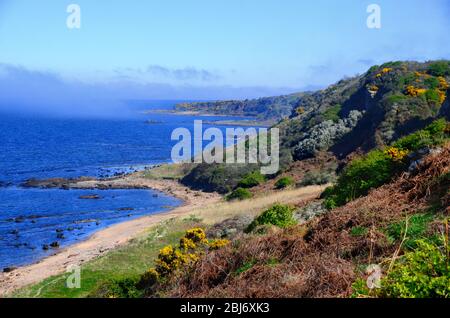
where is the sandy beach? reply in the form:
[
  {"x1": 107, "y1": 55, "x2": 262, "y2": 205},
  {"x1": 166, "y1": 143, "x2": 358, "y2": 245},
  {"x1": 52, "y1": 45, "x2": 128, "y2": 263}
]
[{"x1": 0, "y1": 173, "x2": 221, "y2": 296}]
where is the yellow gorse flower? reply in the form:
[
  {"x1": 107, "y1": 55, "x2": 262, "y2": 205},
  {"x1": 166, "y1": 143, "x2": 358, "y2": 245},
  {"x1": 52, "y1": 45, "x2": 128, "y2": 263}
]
[
  {"x1": 384, "y1": 147, "x2": 408, "y2": 161},
  {"x1": 406, "y1": 85, "x2": 427, "y2": 97},
  {"x1": 209, "y1": 239, "x2": 230, "y2": 250}
]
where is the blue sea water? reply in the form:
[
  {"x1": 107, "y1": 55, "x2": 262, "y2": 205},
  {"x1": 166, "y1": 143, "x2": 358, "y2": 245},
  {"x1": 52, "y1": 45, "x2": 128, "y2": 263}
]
[{"x1": 0, "y1": 103, "x2": 251, "y2": 269}]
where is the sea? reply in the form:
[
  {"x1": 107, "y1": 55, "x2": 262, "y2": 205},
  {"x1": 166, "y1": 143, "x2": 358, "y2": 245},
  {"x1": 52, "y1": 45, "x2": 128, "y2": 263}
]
[{"x1": 0, "y1": 101, "x2": 251, "y2": 269}]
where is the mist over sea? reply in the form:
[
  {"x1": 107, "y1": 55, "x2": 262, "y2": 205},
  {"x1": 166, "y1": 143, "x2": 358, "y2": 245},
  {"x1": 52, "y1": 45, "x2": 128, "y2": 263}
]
[{"x1": 0, "y1": 101, "x2": 249, "y2": 269}]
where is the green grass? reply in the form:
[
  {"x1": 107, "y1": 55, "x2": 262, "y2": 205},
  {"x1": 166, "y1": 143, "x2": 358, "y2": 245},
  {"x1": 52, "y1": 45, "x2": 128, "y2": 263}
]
[
  {"x1": 142, "y1": 163, "x2": 194, "y2": 180},
  {"x1": 350, "y1": 226, "x2": 368, "y2": 237},
  {"x1": 323, "y1": 119, "x2": 450, "y2": 209},
  {"x1": 238, "y1": 171, "x2": 266, "y2": 188},
  {"x1": 386, "y1": 213, "x2": 434, "y2": 250},
  {"x1": 322, "y1": 104, "x2": 342, "y2": 122},
  {"x1": 275, "y1": 176, "x2": 295, "y2": 189},
  {"x1": 11, "y1": 218, "x2": 202, "y2": 298},
  {"x1": 225, "y1": 187, "x2": 253, "y2": 201},
  {"x1": 245, "y1": 204, "x2": 296, "y2": 233},
  {"x1": 234, "y1": 260, "x2": 257, "y2": 276}
]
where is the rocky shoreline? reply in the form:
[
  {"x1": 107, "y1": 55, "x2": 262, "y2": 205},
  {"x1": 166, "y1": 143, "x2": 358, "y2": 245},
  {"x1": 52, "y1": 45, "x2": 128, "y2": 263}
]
[{"x1": 0, "y1": 171, "x2": 221, "y2": 296}]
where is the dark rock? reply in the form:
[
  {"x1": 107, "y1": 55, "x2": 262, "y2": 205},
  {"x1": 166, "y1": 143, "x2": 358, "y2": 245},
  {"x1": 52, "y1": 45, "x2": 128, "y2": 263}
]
[
  {"x1": 50, "y1": 241, "x2": 60, "y2": 248},
  {"x1": 56, "y1": 228, "x2": 64, "y2": 233},
  {"x1": 3, "y1": 267, "x2": 17, "y2": 273},
  {"x1": 14, "y1": 216, "x2": 25, "y2": 223},
  {"x1": 117, "y1": 207, "x2": 134, "y2": 211},
  {"x1": 56, "y1": 233, "x2": 65, "y2": 239},
  {"x1": 22, "y1": 176, "x2": 95, "y2": 189},
  {"x1": 207, "y1": 215, "x2": 253, "y2": 239},
  {"x1": 79, "y1": 194, "x2": 101, "y2": 200},
  {"x1": 42, "y1": 244, "x2": 49, "y2": 250}
]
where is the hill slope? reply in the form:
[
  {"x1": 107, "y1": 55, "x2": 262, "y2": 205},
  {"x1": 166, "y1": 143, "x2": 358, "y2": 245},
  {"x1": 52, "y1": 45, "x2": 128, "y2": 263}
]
[
  {"x1": 175, "y1": 93, "x2": 305, "y2": 120},
  {"x1": 181, "y1": 60, "x2": 450, "y2": 193}
]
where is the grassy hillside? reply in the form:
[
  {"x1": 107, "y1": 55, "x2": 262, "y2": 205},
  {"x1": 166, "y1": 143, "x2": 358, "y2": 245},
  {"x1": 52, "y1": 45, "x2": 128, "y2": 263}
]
[
  {"x1": 121, "y1": 141, "x2": 449, "y2": 298},
  {"x1": 12, "y1": 60, "x2": 450, "y2": 299},
  {"x1": 181, "y1": 61, "x2": 450, "y2": 194}
]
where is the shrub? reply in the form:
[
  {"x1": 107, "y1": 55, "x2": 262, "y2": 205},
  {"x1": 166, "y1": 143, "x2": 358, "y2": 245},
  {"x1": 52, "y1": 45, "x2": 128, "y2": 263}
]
[
  {"x1": 156, "y1": 228, "x2": 208, "y2": 276},
  {"x1": 137, "y1": 268, "x2": 159, "y2": 289},
  {"x1": 183, "y1": 227, "x2": 207, "y2": 245},
  {"x1": 226, "y1": 188, "x2": 252, "y2": 201},
  {"x1": 379, "y1": 240, "x2": 450, "y2": 298},
  {"x1": 438, "y1": 76, "x2": 449, "y2": 90},
  {"x1": 406, "y1": 85, "x2": 427, "y2": 97},
  {"x1": 428, "y1": 61, "x2": 450, "y2": 77},
  {"x1": 155, "y1": 245, "x2": 194, "y2": 276},
  {"x1": 384, "y1": 146, "x2": 408, "y2": 161},
  {"x1": 275, "y1": 176, "x2": 294, "y2": 189},
  {"x1": 386, "y1": 214, "x2": 434, "y2": 250},
  {"x1": 393, "y1": 118, "x2": 448, "y2": 151},
  {"x1": 322, "y1": 104, "x2": 342, "y2": 122},
  {"x1": 323, "y1": 119, "x2": 450, "y2": 208},
  {"x1": 350, "y1": 226, "x2": 368, "y2": 237},
  {"x1": 425, "y1": 89, "x2": 441, "y2": 104},
  {"x1": 238, "y1": 171, "x2": 266, "y2": 188},
  {"x1": 323, "y1": 150, "x2": 401, "y2": 207},
  {"x1": 208, "y1": 239, "x2": 230, "y2": 250},
  {"x1": 424, "y1": 77, "x2": 440, "y2": 89},
  {"x1": 90, "y1": 277, "x2": 142, "y2": 298},
  {"x1": 246, "y1": 204, "x2": 296, "y2": 233}
]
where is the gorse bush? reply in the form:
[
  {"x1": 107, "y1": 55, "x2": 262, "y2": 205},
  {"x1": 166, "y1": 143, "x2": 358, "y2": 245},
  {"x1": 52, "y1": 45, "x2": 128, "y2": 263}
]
[
  {"x1": 392, "y1": 118, "x2": 448, "y2": 151},
  {"x1": 380, "y1": 240, "x2": 450, "y2": 298},
  {"x1": 323, "y1": 149, "x2": 402, "y2": 208},
  {"x1": 427, "y1": 61, "x2": 450, "y2": 77},
  {"x1": 425, "y1": 89, "x2": 441, "y2": 104},
  {"x1": 90, "y1": 277, "x2": 142, "y2": 298},
  {"x1": 208, "y1": 239, "x2": 231, "y2": 251},
  {"x1": 89, "y1": 227, "x2": 230, "y2": 297},
  {"x1": 246, "y1": 204, "x2": 296, "y2": 233},
  {"x1": 238, "y1": 171, "x2": 266, "y2": 188},
  {"x1": 274, "y1": 176, "x2": 294, "y2": 189},
  {"x1": 226, "y1": 187, "x2": 252, "y2": 201},
  {"x1": 323, "y1": 119, "x2": 450, "y2": 208}
]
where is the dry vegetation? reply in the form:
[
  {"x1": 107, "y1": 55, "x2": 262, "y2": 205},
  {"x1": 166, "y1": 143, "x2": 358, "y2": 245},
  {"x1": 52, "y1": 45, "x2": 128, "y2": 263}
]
[{"x1": 154, "y1": 145, "x2": 449, "y2": 298}]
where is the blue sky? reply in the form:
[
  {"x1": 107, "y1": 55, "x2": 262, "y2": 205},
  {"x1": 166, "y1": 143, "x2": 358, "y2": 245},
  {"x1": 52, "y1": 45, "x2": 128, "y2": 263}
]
[{"x1": 0, "y1": 0, "x2": 449, "y2": 113}]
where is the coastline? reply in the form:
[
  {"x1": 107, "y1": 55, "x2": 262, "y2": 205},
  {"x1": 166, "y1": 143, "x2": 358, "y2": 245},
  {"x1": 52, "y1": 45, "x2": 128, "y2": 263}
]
[
  {"x1": 142, "y1": 109, "x2": 258, "y2": 119},
  {"x1": 0, "y1": 173, "x2": 221, "y2": 296}
]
